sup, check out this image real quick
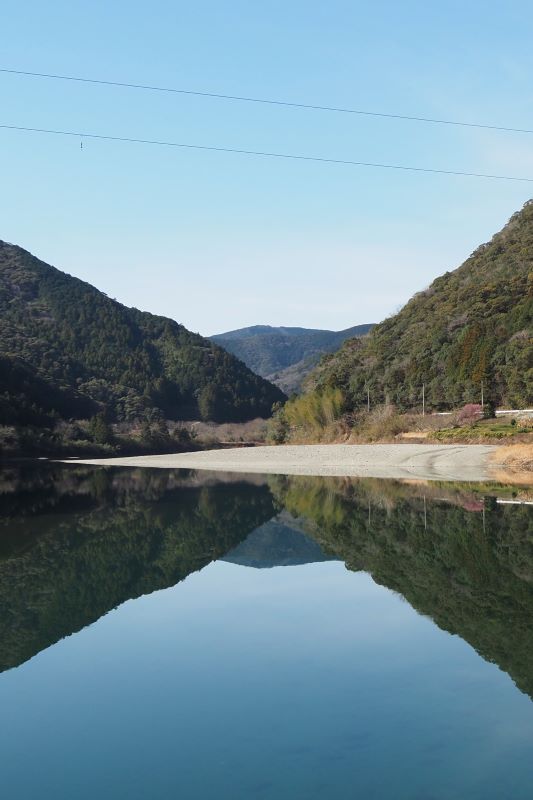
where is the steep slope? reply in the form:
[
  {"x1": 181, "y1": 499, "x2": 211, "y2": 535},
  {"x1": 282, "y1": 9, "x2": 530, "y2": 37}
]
[
  {"x1": 0, "y1": 242, "x2": 285, "y2": 424},
  {"x1": 313, "y1": 202, "x2": 533, "y2": 410},
  {"x1": 211, "y1": 323, "x2": 373, "y2": 393}
]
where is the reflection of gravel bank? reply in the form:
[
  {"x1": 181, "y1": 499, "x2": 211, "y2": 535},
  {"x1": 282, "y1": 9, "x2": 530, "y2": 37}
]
[{"x1": 67, "y1": 443, "x2": 499, "y2": 482}]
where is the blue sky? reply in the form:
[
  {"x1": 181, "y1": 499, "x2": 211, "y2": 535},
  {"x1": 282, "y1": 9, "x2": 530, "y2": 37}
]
[{"x1": 2, "y1": 0, "x2": 533, "y2": 335}]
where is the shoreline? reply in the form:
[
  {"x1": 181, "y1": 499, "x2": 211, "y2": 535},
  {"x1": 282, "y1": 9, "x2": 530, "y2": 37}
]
[{"x1": 61, "y1": 443, "x2": 514, "y2": 483}]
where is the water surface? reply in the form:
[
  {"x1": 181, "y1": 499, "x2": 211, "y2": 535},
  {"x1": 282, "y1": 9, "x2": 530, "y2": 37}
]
[{"x1": 1, "y1": 465, "x2": 532, "y2": 799}]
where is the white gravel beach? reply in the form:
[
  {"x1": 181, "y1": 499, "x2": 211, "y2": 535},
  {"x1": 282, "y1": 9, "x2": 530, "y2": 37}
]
[{"x1": 68, "y1": 443, "x2": 500, "y2": 482}]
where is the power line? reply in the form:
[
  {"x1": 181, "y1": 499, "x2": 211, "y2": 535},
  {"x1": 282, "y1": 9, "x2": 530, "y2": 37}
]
[
  {"x1": 1, "y1": 67, "x2": 533, "y2": 136},
  {"x1": 1, "y1": 123, "x2": 532, "y2": 182}
]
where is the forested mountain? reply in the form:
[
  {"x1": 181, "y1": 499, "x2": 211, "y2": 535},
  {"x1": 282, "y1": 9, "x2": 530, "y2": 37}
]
[
  {"x1": 0, "y1": 242, "x2": 284, "y2": 425},
  {"x1": 211, "y1": 323, "x2": 373, "y2": 394},
  {"x1": 311, "y1": 201, "x2": 533, "y2": 410}
]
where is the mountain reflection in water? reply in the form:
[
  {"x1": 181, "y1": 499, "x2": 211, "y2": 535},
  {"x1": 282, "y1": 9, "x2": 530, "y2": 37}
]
[{"x1": 0, "y1": 463, "x2": 532, "y2": 702}]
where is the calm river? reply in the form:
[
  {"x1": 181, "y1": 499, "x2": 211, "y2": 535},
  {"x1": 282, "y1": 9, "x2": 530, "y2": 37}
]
[{"x1": 1, "y1": 464, "x2": 532, "y2": 799}]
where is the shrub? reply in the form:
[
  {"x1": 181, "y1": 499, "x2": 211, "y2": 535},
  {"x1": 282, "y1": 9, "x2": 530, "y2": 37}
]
[
  {"x1": 271, "y1": 388, "x2": 345, "y2": 442},
  {"x1": 352, "y1": 405, "x2": 414, "y2": 442},
  {"x1": 267, "y1": 407, "x2": 289, "y2": 443}
]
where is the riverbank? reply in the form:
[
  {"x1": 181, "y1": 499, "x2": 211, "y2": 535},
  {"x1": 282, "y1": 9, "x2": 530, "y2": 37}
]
[{"x1": 66, "y1": 443, "x2": 510, "y2": 482}]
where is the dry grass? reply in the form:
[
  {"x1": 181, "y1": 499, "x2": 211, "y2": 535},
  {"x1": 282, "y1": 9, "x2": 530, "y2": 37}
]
[
  {"x1": 396, "y1": 431, "x2": 430, "y2": 440},
  {"x1": 491, "y1": 444, "x2": 533, "y2": 471},
  {"x1": 177, "y1": 418, "x2": 269, "y2": 445},
  {"x1": 489, "y1": 469, "x2": 533, "y2": 489},
  {"x1": 347, "y1": 407, "x2": 442, "y2": 444}
]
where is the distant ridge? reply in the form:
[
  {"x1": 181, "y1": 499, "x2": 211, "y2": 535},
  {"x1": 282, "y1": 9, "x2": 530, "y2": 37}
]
[
  {"x1": 216, "y1": 324, "x2": 332, "y2": 341},
  {"x1": 211, "y1": 323, "x2": 373, "y2": 394},
  {"x1": 222, "y1": 513, "x2": 338, "y2": 568}
]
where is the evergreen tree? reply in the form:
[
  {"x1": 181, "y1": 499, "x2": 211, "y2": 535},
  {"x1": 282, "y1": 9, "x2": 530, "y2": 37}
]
[{"x1": 89, "y1": 413, "x2": 113, "y2": 445}]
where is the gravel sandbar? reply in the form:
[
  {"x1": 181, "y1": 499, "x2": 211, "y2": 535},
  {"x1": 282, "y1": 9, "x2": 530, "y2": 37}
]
[{"x1": 67, "y1": 443, "x2": 499, "y2": 482}]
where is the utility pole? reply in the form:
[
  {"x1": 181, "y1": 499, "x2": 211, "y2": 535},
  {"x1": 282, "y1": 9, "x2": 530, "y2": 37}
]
[
  {"x1": 422, "y1": 383, "x2": 425, "y2": 417},
  {"x1": 481, "y1": 381, "x2": 484, "y2": 409},
  {"x1": 367, "y1": 386, "x2": 370, "y2": 412}
]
